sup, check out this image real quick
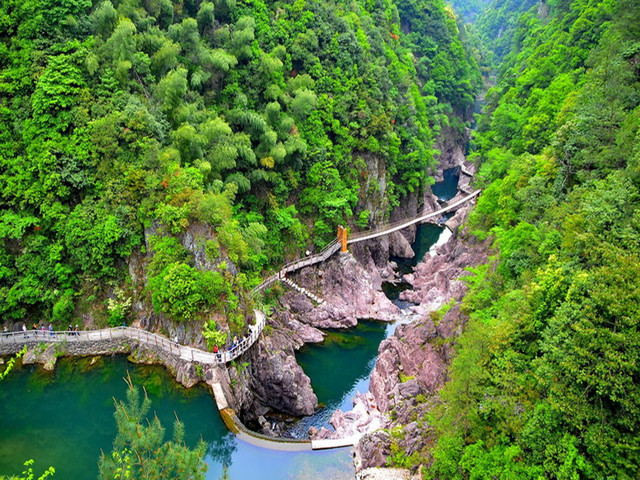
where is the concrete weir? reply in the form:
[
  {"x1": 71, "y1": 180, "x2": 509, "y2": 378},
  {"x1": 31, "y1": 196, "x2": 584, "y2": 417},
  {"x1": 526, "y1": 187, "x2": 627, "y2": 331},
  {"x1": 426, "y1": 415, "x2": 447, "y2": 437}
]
[{"x1": 219, "y1": 407, "x2": 313, "y2": 452}]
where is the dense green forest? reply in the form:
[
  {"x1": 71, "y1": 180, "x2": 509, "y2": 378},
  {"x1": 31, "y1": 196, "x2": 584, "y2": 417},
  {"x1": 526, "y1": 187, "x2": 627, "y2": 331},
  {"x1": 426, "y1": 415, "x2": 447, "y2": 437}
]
[
  {"x1": 0, "y1": 0, "x2": 480, "y2": 335},
  {"x1": 388, "y1": 0, "x2": 640, "y2": 478}
]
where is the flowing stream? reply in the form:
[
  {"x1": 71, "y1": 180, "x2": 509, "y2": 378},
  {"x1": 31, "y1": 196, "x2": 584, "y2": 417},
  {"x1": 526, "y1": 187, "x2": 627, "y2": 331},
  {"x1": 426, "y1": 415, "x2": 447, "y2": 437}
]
[{"x1": 292, "y1": 168, "x2": 460, "y2": 434}]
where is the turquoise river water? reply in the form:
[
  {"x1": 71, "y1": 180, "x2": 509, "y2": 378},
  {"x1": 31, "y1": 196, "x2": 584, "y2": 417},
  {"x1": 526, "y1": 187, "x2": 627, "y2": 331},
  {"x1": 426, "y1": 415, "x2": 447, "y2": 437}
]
[{"x1": 0, "y1": 356, "x2": 354, "y2": 480}]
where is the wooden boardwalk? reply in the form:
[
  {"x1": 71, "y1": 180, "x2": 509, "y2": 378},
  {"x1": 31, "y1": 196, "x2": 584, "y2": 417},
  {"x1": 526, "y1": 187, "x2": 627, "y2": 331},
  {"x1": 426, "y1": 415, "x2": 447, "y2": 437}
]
[{"x1": 0, "y1": 310, "x2": 266, "y2": 365}]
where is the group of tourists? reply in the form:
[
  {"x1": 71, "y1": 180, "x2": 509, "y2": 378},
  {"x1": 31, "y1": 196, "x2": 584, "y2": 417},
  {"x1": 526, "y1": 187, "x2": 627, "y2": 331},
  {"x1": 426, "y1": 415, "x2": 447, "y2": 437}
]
[
  {"x1": 211, "y1": 333, "x2": 252, "y2": 362},
  {"x1": 12, "y1": 323, "x2": 81, "y2": 338}
]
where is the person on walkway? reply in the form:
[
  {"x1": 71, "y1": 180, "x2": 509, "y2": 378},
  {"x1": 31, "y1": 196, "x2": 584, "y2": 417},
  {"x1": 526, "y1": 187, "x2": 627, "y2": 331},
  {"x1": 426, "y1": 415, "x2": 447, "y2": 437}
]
[
  {"x1": 74, "y1": 324, "x2": 79, "y2": 336},
  {"x1": 3, "y1": 326, "x2": 7, "y2": 333},
  {"x1": 22, "y1": 323, "x2": 27, "y2": 338},
  {"x1": 48, "y1": 324, "x2": 53, "y2": 336}
]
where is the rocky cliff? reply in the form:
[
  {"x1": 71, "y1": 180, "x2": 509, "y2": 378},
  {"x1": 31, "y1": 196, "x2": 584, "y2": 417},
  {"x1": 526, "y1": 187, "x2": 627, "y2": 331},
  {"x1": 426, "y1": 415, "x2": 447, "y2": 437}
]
[
  {"x1": 234, "y1": 248, "x2": 402, "y2": 433},
  {"x1": 354, "y1": 227, "x2": 490, "y2": 471}
]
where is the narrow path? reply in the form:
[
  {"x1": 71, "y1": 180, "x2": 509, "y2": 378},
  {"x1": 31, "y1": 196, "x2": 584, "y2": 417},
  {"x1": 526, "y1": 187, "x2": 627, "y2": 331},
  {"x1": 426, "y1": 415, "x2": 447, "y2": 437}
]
[
  {"x1": 459, "y1": 164, "x2": 474, "y2": 177},
  {"x1": 348, "y1": 189, "x2": 481, "y2": 244},
  {"x1": 282, "y1": 277, "x2": 325, "y2": 304},
  {"x1": 0, "y1": 309, "x2": 266, "y2": 365},
  {"x1": 252, "y1": 189, "x2": 481, "y2": 295}
]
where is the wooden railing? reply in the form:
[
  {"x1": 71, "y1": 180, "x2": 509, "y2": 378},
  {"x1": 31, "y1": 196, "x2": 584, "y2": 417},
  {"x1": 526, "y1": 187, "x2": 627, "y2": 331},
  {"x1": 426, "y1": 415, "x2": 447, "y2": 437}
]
[
  {"x1": 1, "y1": 190, "x2": 479, "y2": 364},
  {"x1": 251, "y1": 239, "x2": 341, "y2": 295}
]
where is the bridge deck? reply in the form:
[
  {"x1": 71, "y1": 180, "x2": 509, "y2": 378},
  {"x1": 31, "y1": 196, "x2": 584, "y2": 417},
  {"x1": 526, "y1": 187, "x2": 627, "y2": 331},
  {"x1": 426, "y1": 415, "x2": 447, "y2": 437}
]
[{"x1": 348, "y1": 189, "x2": 481, "y2": 244}]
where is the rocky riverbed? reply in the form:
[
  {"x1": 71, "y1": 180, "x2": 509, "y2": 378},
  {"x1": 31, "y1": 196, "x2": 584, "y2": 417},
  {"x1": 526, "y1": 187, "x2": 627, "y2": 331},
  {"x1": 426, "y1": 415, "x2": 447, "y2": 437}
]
[{"x1": 238, "y1": 159, "x2": 488, "y2": 479}]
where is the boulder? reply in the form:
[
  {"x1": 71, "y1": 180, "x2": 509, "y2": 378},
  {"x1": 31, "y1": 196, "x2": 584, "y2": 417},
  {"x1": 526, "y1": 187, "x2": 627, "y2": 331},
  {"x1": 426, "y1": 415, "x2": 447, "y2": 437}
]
[
  {"x1": 23, "y1": 344, "x2": 58, "y2": 371},
  {"x1": 289, "y1": 253, "x2": 401, "y2": 329},
  {"x1": 354, "y1": 431, "x2": 392, "y2": 470},
  {"x1": 388, "y1": 231, "x2": 415, "y2": 259},
  {"x1": 370, "y1": 317, "x2": 444, "y2": 414},
  {"x1": 247, "y1": 319, "x2": 318, "y2": 417}
]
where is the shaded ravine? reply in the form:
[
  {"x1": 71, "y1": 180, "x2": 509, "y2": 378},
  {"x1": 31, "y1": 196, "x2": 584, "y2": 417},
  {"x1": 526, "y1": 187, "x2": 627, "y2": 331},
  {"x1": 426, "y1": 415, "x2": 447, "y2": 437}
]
[{"x1": 288, "y1": 169, "x2": 460, "y2": 437}]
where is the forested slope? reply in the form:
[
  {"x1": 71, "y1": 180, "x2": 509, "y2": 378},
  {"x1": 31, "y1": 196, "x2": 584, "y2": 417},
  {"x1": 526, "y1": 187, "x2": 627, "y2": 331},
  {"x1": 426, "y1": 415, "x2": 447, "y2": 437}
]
[
  {"x1": 0, "y1": 0, "x2": 479, "y2": 333},
  {"x1": 396, "y1": 0, "x2": 640, "y2": 478}
]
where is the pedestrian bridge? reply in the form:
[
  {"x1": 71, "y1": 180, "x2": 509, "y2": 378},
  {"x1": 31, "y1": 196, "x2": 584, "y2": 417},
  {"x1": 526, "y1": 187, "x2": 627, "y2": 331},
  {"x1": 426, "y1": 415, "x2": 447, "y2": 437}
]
[
  {"x1": 1, "y1": 188, "x2": 480, "y2": 360},
  {"x1": 251, "y1": 189, "x2": 481, "y2": 296}
]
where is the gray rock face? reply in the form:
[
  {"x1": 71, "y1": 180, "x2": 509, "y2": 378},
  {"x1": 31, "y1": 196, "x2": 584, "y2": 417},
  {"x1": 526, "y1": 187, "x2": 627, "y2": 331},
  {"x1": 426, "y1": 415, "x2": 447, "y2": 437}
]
[
  {"x1": 288, "y1": 252, "x2": 401, "y2": 329},
  {"x1": 388, "y1": 231, "x2": 415, "y2": 259},
  {"x1": 246, "y1": 315, "x2": 318, "y2": 417},
  {"x1": 369, "y1": 317, "x2": 444, "y2": 413},
  {"x1": 400, "y1": 233, "x2": 488, "y2": 311},
  {"x1": 311, "y1": 391, "x2": 386, "y2": 441},
  {"x1": 181, "y1": 222, "x2": 239, "y2": 275},
  {"x1": 355, "y1": 431, "x2": 392, "y2": 469},
  {"x1": 357, "y1": 232, "x2": 489, "y2": 470},
  {"x1": 433, "y1": 123, "x2": 471, "y2": 182}
]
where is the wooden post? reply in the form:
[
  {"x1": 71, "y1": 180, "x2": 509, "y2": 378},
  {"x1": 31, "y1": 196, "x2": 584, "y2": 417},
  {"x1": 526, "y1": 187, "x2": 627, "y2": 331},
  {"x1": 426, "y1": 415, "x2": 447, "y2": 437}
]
[{"x1": 337, "y1": 225, "x2": 348, "y2": 253}]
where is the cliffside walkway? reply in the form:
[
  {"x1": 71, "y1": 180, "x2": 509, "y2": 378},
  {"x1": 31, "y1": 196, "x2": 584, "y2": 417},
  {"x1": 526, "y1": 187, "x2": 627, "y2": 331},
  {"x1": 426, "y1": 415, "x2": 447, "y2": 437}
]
[
  {"x1": 0, "y1": 310, "x2": 266, "y2": 366},
  {"x1": 1, "y1": 189, "x2": 480, "y2": 451},
  {"x1": 251, "y1": 189, "x2": 481, "y2": 296},
  {"x1": 460, "y1": 165, "x2": 474, "y2": 177}
]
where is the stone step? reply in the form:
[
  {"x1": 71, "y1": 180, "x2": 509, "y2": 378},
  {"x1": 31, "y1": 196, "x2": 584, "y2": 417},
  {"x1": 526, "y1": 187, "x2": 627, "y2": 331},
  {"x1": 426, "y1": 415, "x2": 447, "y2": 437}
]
[{"x1": 282, "y1": 277, "x2": 324, "y2": 305}]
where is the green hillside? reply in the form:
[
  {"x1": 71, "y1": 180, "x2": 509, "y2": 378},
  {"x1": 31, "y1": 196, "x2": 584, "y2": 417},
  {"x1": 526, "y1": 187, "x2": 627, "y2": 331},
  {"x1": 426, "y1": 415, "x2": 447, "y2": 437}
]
[
  {"x1": 0, "y1": 0, "x2": 479, "y2": 330},
  {"x1": 390, "y1": 0, "x2": 640, "y2": 478}
]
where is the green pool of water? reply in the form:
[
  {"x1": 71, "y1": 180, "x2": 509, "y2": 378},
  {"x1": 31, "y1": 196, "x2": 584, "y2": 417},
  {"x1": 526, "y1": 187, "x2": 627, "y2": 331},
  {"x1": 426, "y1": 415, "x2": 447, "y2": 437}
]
[
  {"x1": 392, "y1": 222, "x2": 444, "y2": 275},
  {"x1": 431, "y1": 167, "x2": 460, "y2": 202},
  {"x1": 290, "y1": 321, "x2": 390, "y2": 434},
  {"x1": 0, "y1": 355, "x2": 354, "y2": 480},
  {"x1": 294, "y1": 167, "x2": 461, "y2": 431}
]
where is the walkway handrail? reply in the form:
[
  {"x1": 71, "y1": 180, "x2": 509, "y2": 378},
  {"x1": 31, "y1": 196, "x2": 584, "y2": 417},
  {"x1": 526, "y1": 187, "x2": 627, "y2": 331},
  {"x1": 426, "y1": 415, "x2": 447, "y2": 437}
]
[
  {"x1": 0, "y1": 310, "x2": 266, "y2": 365},
  {"x1": 348, "y1": 190, "x2": 481, "y2": 244},
  {"x1": 281, "y1": 238, "x2": 339, "y2": 274},
  {"x1": 250, "y1": 190, "x2": 480, "y2": 295},
  {"x1": 1, "y1": 189, "x2": 479, "y2": 449},
  {"x1": 251, "y1": 239, "x2": 340, "y2": 294},
  {"x1": 1, "y1": 191, "x2": 479, "y2": 364}
]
